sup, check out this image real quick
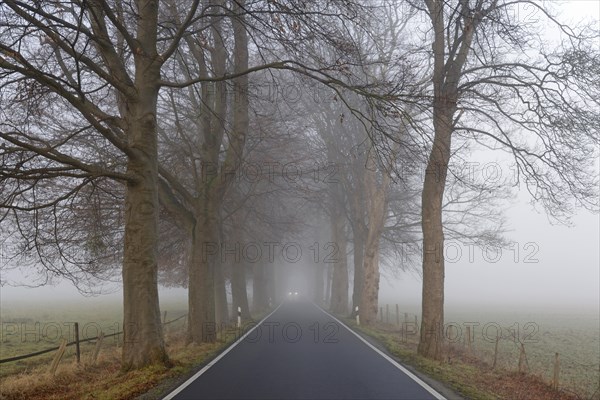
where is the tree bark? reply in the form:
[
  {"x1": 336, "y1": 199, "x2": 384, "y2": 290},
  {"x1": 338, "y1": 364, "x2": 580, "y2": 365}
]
[
  {"x1": 418, "y1": 0, "x2": 475, "y2": 360},
  {"x1": 360, "y1": 243, "x2": 380, "y2": 325},
  {"x1": 121, "y1": 1, "x2": 168, "y2": 370},
  {"x1": 418, "y1": 111, "x2": 452, "y2": 360},
  {"x1": 231, "y1": 218, "x2": 251, "y2": 320},
  {"x1": 187, "y1": 202, "x2": 219, "y2": 343},
  {"x1": 231, "y1": 260, "x2": 251, "y2": 320},
  {"x1": 324, "y1": 264, "x2": 332, "y2": 307},
  {"x1": 121, "y1": 146, "x2": 169, "y2": 370},
  {"x1": 214, "y1": 256, "x2": 229, "y2": 328},
  {"x1": 351, "y1": 226, "x2": 365, "y2": 314},
  {"x1": 330, "y1": 210, "x2": 348, "y2": 314},
  {"x1": 358, "y1": 159, "x2": 390, "y2": 326},
  {"x1": 187, "y1": 0, "x2": 243, "y2": 343},
  {"x1": 349, "y1": 170, "x2": 367, "y2": 314}
]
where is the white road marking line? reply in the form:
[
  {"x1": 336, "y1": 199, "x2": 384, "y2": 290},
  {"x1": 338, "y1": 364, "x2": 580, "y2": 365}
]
[
  {"x1": 162, "y1": 304, "x2": 283, "y2": 400},
  {"x1": 315, "y1": 303, "x2": 447, "y2": 400}
]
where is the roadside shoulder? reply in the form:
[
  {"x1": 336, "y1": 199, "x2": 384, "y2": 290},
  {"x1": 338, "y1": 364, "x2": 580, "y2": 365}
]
[{"x1": 342, "y1": 321, "x2": 466, "y2": 400}]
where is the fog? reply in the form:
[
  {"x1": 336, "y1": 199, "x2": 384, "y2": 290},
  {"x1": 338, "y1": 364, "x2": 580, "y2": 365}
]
[
  {"x1": 2, "y1": 199, "x2": 598, "y2": 315},
  {"x1": 1, "y1": 0, "x2": 598, "y2": 331},
  {"x1": 380, "y1": 205, "x2": 600, "y2": 312}
]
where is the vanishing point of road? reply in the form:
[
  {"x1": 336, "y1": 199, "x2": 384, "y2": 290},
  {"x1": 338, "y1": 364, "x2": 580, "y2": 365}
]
[{"x1": 163, "y1": 300, "x2": 447, "y2": 400}]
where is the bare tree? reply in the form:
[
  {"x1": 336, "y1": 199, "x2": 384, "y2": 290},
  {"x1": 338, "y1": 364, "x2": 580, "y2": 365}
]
[
  {"x1": 303, "y1": 0, "x2": 417, "y2": 323},
  {"x1": 0, "y1": 0, "x2": 208, "y2": 369},
  {"x1": 410, "y1": 0, "x2": 600, "y2": 360},
  {"x1": 156, "y1": 0, "x2": 406, "y2": 338}
]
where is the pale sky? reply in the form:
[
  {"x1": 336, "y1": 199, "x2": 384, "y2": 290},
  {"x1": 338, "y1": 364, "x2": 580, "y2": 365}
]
[
  {"x1": 1, "y1": 0, "x2": 598, "y2": 318},
  {"x1": 380, "y1": 0, "x2": 600, "y2": 314}
]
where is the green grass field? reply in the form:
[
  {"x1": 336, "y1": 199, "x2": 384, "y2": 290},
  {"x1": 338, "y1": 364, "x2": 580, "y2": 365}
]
[
  {"x1": 0, "y1": 298, "x2": 270, "y2": 400},
  {"x1": 0, "y1": 300, "x2": 188, "y2": 378},
  {"x1": 1, "y1": 300, "x2": 598, "y2": 398},
  {"x1": 377, "y1": 305, "x2": 600, "y2": 399}
]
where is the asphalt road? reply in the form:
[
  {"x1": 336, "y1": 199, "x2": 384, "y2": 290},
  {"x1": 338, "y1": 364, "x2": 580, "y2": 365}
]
[{"x1": 164, "y1": 300, "x2": 445, "y2": 400}]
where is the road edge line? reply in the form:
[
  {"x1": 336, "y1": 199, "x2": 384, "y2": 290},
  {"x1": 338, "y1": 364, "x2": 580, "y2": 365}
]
[
  {"x1": 161, "y1": 304, "x2": 283, "y2": 400},
  {"x1": 315, "y1": 304, "x2": 446, "y2": 400}
]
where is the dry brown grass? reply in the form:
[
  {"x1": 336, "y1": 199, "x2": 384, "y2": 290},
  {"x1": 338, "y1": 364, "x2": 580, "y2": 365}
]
[
  {"x1": 0, "y1": 346, "x2": 121, "y2": 400},
  {"x1": 356, "y1": 321, "x2": 589, "y2": 400},
  {"x1": 0, "y1": 330, "x2": 236, "y2": 400}
]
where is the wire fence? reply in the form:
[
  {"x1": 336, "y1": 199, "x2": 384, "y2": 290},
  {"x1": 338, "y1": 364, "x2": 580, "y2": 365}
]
[
  {"x1": 0, "y1": 313, "x2": 187, "y2": 365},
  {"x1": 376, "y1": 304, "x2": 600, "y2": 400},
  {"x1": 3, "y1": 304, "x2": 598, "y2": 399}
]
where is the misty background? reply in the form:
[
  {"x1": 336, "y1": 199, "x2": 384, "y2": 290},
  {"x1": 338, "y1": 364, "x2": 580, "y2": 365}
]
[
  {"x1": 2, "y1": 180, "x2": 598, "y2": 315},
  {"x1": 1, "y1": 0, "x2": 598, "y2": 319}
]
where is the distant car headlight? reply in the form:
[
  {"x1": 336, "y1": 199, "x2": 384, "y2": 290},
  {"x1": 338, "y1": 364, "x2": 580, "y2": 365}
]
[
  {"x1": 288, "y1": 291, "x2": 292, "y2": 296},
  {"x1": 294, "y1": 291, "x2": 298, "y2": 296}
]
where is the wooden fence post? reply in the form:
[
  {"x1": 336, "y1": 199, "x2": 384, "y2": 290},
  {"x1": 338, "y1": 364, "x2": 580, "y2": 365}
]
[
  {"x1": 518, "y1": 343, "x2": 528, "y2": 373},
  {"x1": 386, "y1": 304, "x2": 389, "y2": 324},
  {"x1": 163, "y1": 311, "x2": 168, "y2": 335},
  {"x1": 74, "y1": 322, "x2": 80, "y2": 364},
  {"x1": 466, "y1": 326, "x2": 472, "y2": 353},
  {"x1": 552, "y1": 352, "x2": 560, "y2": 389},
  {"x1": 492, "y1": 335, "x2": 500, "y2": 369},
  {"x1": 395, "y1": 304, "x2": 400, "y2": 326},
  {"x1": 380, "y1": 307, "x2": 383, "y2": 322},
  {"x1": 91, "y1": 333, "x2": 105, "y2": 365},
  {"x1": 414, "y1": 314, "x2": 417, "y2": 329},
  {"x1": 49, "y1": 338, "x2": 68, "y2": 376}
]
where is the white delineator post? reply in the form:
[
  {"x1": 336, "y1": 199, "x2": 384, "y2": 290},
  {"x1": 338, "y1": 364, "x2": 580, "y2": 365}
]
[
  {"x1": 237, "y1": 306, "x2": 242, "y2": 328},
  {"x1": 355, "y1": 306, "x2": 360, "y2": 326}
]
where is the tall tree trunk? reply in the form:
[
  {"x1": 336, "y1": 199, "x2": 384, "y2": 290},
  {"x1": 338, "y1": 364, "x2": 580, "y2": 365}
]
[
  {"x1": 330, "y1": 211, "x2": 348, "y2": 314},
  {"x1": 214, "y1": 212, "x2": 229, "y2": 328},
  {"x1": 325, "y1": 264, "x2": 333, "y2": 308},
  {"x1": 418, "y1": 111, "x2": 452, "y2": 360},
  {"x1": 227, "y1": 0, "x2": 252, "y2": 316},
  {"x1": 231, "y1": 220, "x2": 251, "y2": 320},
  {"x1": 187, "y1": 0, "x2": 231, "y2": 344},
  {"x1": 349, "y1": 174, "x2": 367, "y2": 315},
  {"x1": 122, "y1": 146, "x2": 168, "y2": 370},
  {"x1": 358, "y1": 207, "x2": 386, "y2": 324},
  {"x1": 121, "y1": 4, "x2": 168, "y2": 369},
  {"x1": 231, "y1": 260, "x2": 251, "y2": 320},
  {"x1": 351, "y1": 226, "x2": 365, "y2": 314},
  {"x1": 188, "y1": 202, "x2": 219, "y2": 343},
  {"x1": 359, "y1": 152, "x2": 390, "y2": 326},
  {"x1": 214, "y1": 257, "x2": 229, "y2": 328},
  {"x1": 360, "y1": 236, "x2": 381, "y2": 325},
  {"x1": 418, "y1": 0, "x2": 470, "y2": 360}
]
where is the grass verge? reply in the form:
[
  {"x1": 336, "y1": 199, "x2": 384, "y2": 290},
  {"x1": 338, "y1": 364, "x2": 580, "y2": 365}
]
[
  {"x1": 344, "y1": 320, "x2": 588, "y2": 400},
  {"x1": 0, "y1": 319, "x2": 261, "y2": 400}
]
